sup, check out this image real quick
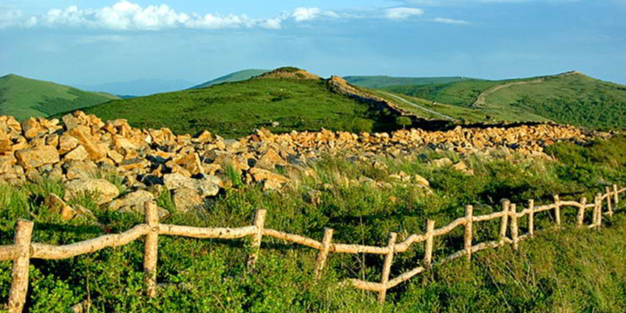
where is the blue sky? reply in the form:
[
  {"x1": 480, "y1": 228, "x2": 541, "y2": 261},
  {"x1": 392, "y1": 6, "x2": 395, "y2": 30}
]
[{"x1": 1, "y1": 0, "x2": 625, "y2": 89}]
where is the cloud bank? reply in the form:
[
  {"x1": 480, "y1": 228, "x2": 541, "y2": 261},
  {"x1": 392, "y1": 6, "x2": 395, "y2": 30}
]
[{"x1": 0, "y1": 1, "x2": 340, "y2": 30}]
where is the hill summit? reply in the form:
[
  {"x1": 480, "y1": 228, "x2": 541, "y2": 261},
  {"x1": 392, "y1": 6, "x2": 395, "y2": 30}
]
[{"x1": 256, "y1": 67, "x2": 322, "y2": 80}]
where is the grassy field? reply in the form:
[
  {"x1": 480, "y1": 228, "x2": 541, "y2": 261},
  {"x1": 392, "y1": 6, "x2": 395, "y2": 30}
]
[
  {"x1": 383, "y1": 73, "x2": 626, "y2": 129},
  {"x1": 345, "y1": 76, "x2": 475, "y2": 89},
  {"x1": 191, "y1": 69, "x2": 270, "y2": 89},
  {"x1": 1, "y1": 135, "x2": 625, "y2": 312},
  {"x1": 0, "y1": 74, "x2": 118, "y2": 120},
  {"x1": 83, "y1": 78, "x2": 397, "y2": 138}
]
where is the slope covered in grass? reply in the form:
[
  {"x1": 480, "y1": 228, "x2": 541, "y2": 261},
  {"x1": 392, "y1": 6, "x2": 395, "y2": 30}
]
[
  {"x1": 345, "y1": 76, "x2": 474, "y2": 89},
  {"x1": 0, "y1": 135, "x2": 624, "y2": 312},
  {"x1": 84, "y1": 76, "x2": 395, "y2": 138},
  {"x1": 484, "y1": 73, "x2": 626, "y2": 128},
  {"x1": 0, "y1": 74, "x2": 118, "y2": 120},
  {"x1": 191, "y1": 69, "x2": 270, "y2": 89},
  {"x1": 383, "y1": 72, "x2": 626, "y2": 128}
]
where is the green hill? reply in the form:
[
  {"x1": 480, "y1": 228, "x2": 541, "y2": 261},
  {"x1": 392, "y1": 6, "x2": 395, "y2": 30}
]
[
  {"x1": 83, "y1": 69, "x2": 397, "y2": 138},
  {"x1": 0, "y1": 74, "x2": 118, "y2": 120},
  {"x1": 191, "y1": 69, "x2": 270, "y2": 89},
  {"x1": 345, "y1": 75, "x2": 474, "y2": 89},
  {"x1": 384, "y1": 72, "x2": 626, "y2": 128}
]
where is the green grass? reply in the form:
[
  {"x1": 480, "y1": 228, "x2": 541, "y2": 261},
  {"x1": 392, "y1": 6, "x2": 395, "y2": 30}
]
[
  {"x1": 83, "y1": 78, "x2": 397, "y2": 138},
  {"x1": 345, "y1": 76, "x2": 476, "y2": 89},
  {"x1": 191, "y1": 69, "x2": 270, "y2": 89},
  {"x1": 0, "y1": 135, "x2": 625, "y2": 312},
  {"x1": 0, "y1": 74, "x2": 118, "y2": 120}
]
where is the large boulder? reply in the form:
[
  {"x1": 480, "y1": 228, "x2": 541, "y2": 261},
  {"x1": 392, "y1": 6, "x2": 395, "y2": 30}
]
[
  {"x1": 15, "y1": 145, "x2": 60, "y2": 169},
  {"x1": 64, "y1": 178, "x2": 120, "y2": 204},
  {"x1": 163, "y1": 173, "x2": 220, "y2": 197}
]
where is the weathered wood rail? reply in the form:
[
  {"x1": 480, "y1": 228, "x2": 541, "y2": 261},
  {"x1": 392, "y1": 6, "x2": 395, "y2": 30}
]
[{"x1": 0, "y1": 184, "x2": 624, "y2": 312}]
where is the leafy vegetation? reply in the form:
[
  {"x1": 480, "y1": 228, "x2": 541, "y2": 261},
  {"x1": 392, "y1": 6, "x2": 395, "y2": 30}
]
[
  {"x1": 0, "y1": 74, "x2": 118, "y2": 120},
  {"x1": 83, "y1": 78, "x2": 397, "y2": 138},
  {"x1": 0, "y1": 135, "x2": 625, "y2": 312}
]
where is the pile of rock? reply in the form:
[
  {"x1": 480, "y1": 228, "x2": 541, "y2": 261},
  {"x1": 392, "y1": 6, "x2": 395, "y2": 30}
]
[{"x1": 0, "y1": 111, "x2": 602, "y2": 218}]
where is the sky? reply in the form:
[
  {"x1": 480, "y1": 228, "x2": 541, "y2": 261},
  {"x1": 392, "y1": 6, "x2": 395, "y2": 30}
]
[{"x1": 1, "y1": 0, "x2": 625, "y2": 91}]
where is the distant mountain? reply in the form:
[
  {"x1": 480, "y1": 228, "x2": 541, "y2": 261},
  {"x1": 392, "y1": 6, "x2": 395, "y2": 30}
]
[
  {"x1": 0, "y1": 74, "x2": 118, "y2": 120},
  {"x1": 191, "y1": 69, "x2": 270, "y2": 89},
  {"x1": 79, "y1": 78, "x2": 195, "y2": 97},
  {"x1": 345, "y1": 76, "x2": 475, "y2": 89}
]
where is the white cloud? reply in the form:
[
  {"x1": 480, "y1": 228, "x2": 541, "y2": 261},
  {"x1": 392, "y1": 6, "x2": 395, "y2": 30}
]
[
  {"x1": 432, "y1": 17, "x2": 470, "y2": 25},
  {"x1": 260, "y1": 18, "x2": 283, "y2": 30},
  {"x1": 385, "y1": 7, "x2": 425, "y2": 20},
  {"x1": 292, "y1": 7, "x2": 321, "y2": 22},
  {"x1": 1, "y1": 1, "x2": 340, "y2": 31}
]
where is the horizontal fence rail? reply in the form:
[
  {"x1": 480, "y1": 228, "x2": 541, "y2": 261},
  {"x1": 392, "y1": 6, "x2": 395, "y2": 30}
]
[{"x1": 0, "y1": 185, "x2": 624, "y2": 312}]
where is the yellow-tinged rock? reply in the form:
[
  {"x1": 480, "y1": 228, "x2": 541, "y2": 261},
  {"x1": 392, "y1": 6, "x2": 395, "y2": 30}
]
[{"x1": 15, "y1": 145, "x2": 59, "y2": 169}]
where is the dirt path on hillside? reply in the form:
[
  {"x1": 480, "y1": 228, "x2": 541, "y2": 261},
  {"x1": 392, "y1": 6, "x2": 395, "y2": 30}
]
[
  {"x1": 381, "y1": 92, "x2": 456, "y2": 121},
  {"x1": 472, "y1": 71, "x2": 580, "y2": 108}
]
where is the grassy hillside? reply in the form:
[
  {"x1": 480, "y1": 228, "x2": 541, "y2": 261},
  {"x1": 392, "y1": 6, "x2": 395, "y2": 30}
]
[
  {"x1": 484, "y1": 73, "x2": 626, "y2": 128},
  {"x1": 384, "y1": 72, "x2": 626, "y2": 128},
  {"x1": 191, "y1": 69, "x2": 270, "y2": 89},
  {"x1": 84, "y1": 76, "x2": 395, "y2": 138},
  {"x1": 0, "y1": 135, "x2": 624, "y2": 312},
  {"x1": 0, "y1": 74, "x2": 118, "y2": 120},
  {"x1": 345, "y1": 76, "x2": 474, "y2": 89}
]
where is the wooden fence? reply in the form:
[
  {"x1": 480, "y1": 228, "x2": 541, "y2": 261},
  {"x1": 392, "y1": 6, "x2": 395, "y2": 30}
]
[{"x1": 0, "y1": 184, "x2": 624, "y2": 312}]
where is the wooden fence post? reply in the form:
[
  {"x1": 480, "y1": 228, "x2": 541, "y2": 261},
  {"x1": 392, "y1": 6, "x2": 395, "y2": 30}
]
[
  {"x1": 499, "y1": 200, "x2": 510, "y2": 243},
  {"x1": 613, "y1": 184, "x2": 619, "y2": 204},
  {"x1": 593, "y1": 193, "x2": 602, "y2": 228},
  {"x1": 143, "y1": 202, "x2": 159, "y2": 298},
  {"x1": 315, "y1": 228, "x2": 334, "y2": 279},
  {"x1": 378, "y1": 232, "x2": 397, "y2": 304},
  {"x1": 510, "y1": 204, "x2": 519, "y2": 251},
  {"x1": 553, "y1": 195, "x2": 561, "y2": 228},
  {"x1": 8, "y1": 220, "x2": 34, "y2": 313},
  {"x1": 577, "y1": 197, "x2": 587, "y2": 227},
  {"x1": 248, "y1": 209, "x2": 267, "y2": 268},
  {"x1": 423, "y1": 220, "x2": 435, "y2": 269},
  {"x1": 464, "y1": 205, "x2": 474, "y2": 264},
  {"x1": 528, "y1": 200, "x2": 535, "y2": 236},
  {"x1": 605, "y1": 187, "x2": 613, "y2": 216}
]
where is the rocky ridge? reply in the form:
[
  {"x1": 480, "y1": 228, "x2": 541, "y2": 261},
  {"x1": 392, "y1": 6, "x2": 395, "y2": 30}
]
[{"x1": 0, "y1": 111, "x2": 602, "y2": 220}]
